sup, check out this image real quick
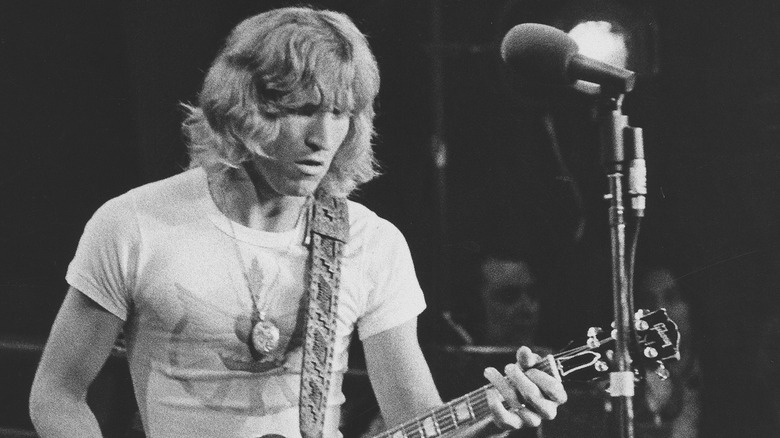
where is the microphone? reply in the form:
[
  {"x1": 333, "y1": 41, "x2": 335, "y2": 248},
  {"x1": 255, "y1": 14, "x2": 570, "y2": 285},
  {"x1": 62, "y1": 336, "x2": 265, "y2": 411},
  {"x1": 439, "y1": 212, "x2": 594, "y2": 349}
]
[{"x1": 500, "y1": 23, "x2": 636, "y2": 94}]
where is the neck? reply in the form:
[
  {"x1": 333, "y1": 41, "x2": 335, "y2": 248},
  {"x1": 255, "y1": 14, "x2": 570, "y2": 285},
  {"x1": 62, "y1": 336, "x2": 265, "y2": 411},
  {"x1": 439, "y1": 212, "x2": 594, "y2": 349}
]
[{"x1": 208, "y1": 166, "x2": 310, "y2": 232}]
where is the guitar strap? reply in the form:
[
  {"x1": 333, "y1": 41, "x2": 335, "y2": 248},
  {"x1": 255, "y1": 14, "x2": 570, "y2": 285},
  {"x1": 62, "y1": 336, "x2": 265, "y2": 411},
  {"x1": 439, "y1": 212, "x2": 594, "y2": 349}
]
[{"x1": 299, "y1": 190, "x2": 349, "y2": 438}]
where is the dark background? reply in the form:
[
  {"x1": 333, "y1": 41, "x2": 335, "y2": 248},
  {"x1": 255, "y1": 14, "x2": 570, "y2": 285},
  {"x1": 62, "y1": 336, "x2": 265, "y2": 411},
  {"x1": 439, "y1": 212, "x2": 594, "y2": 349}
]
[{"x1": 2, "y1": 0, "x2": 780, "y2": 436}]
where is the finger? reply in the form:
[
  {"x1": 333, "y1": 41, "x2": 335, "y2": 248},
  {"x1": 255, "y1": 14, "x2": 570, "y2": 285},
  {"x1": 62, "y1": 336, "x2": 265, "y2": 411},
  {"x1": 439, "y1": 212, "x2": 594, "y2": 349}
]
[
  {"x1": 484, "y1": 367, "x2": 521, "y2": 409},
  {"x1": 516, "y1": 346, "x2": 541, "y2": 368},
  {"x1": 510, "y1": 405, "x2": 543, "y2": 428},
  {"x1": 515, "y1": 349, "x2": 568, "y2": 405},
  {"x1": 486, "y1": 387, "x2": 522, "y2": 429},
  {"x1": 526, "y1": 366, "x2": 568, "y2": 404},
  {"x1": 504, "y1": 363, "x2": 560, "y2": 420}
]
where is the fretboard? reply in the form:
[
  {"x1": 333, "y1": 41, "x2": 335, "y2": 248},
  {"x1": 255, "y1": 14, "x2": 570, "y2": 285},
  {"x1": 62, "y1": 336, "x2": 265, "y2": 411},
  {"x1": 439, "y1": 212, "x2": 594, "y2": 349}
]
[
  {"x1": 373, "y1": 383, "x2": 493, "y2": 438},
  {"x1": 372, "y1": 354, "x2": 560, "y2": 438}
]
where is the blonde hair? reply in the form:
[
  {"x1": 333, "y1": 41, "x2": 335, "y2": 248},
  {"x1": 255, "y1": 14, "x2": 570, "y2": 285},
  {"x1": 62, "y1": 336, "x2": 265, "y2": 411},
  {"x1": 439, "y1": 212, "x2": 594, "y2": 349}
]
[{"x1": 182, "y1": 7, "x2": 381, "y2": 196}]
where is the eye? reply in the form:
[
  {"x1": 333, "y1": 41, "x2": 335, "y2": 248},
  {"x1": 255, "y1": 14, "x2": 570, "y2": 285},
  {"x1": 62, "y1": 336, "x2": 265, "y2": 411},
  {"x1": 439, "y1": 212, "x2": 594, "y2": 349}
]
[{"x1": 331, "y1": 107, "x2": 352, "y2": 119}]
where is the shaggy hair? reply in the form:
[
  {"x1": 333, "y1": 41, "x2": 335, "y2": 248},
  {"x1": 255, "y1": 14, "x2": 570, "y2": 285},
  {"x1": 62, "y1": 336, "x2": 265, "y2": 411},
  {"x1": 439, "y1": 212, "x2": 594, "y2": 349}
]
[{"x1": 182, "y1": 7, "x2": 381, "y2": 196}]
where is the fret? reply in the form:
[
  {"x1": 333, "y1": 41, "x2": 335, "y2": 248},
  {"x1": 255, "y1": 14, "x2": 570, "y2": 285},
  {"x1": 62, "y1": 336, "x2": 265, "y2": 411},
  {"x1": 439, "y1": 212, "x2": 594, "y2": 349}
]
[
  {"x1": 402, "y1": 419, "x2": 422, "y2": 438},
  {"x1": 452, "y1": 397, "x2": 474, "y2": 424},
  {"x1": 468, "y1": 387, "x2": 490, "y2": 421},
  {"x1": 420, "y1": 415, "x2": 439, "y2": 437},
  {"x1": 466, "y1": 388, "x2": 486, "y2": 420},
  {"x1": 446, "y1": 402, "x2": 457, "y2": 429},
  {"x1": 447, "y1": 393, "x2": 479, "y2": 435},
  {"x1": 434, "y1": 405, "x2": 455, "y2": 434}
]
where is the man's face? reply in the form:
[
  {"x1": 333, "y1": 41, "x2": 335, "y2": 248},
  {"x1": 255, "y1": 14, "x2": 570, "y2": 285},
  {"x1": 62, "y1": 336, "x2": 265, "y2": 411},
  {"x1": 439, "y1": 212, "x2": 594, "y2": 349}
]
[
  {"x1": 253, "y1": 94, "x2": 351, "y2": 197},
  {"x1": 482, "y1": 259, "x2": 541, "y2": 335}
]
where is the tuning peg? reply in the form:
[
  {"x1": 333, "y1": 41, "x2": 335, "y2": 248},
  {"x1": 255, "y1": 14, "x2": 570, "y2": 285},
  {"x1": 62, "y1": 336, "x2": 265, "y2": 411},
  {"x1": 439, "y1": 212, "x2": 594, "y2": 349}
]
[
  {"x1": 654, "y1": 362, "x2": 670, "y2": 380},
  {"x1": 595, "y1": 361, "x2": 609, "y2": 372},
  {"x1": 635, "y1": 318, "x2": 650, "y2": 331},
  {"x1": 644, "y1": 346, "x2": 659, "y2": 359},
  {"x1": 587, "y1": 327, "x2": 602, "y2": 348},
  {"x1": 634, "y1": 309, "x2": 650, "y2": 331}
]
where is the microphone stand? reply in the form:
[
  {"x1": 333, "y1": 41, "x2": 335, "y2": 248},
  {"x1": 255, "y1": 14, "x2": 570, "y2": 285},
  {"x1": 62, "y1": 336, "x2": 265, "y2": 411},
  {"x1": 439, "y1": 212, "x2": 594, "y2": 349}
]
[{"x1": 597, "y1": 91, "x2": 639, "y2": 438}]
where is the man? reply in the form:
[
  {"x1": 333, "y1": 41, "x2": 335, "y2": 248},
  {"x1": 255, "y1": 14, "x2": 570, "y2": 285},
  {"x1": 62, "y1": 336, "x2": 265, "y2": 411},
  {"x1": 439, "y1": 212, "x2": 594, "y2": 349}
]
[
  {"x1": 479, "y1": 257, "x2": 543, "y2": 348},
  {"x1": 29, "y1": 7, "x2": 566, "y2": 437},
  {"x1": 637, "y1": 268, "x2": 701, "y2": 438}
]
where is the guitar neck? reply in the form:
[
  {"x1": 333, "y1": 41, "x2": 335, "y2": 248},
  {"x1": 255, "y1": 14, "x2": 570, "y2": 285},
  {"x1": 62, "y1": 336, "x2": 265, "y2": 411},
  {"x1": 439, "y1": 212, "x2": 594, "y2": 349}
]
[
  {"x1": 373, "y1": 383, "x2": 494, "y2": 438},
  {"x1": 373, "y1": 355, "x2": 560, "y2": 438}
]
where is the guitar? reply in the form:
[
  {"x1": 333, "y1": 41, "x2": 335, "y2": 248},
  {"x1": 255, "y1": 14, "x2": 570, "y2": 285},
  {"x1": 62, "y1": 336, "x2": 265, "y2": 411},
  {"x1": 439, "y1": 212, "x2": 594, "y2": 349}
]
[
  {"x1": 371, "y1": 308, "x2": 679, "y2": 438},
  {"x1": 263, "y1": 308, "x2": 679, "y2": 438}
]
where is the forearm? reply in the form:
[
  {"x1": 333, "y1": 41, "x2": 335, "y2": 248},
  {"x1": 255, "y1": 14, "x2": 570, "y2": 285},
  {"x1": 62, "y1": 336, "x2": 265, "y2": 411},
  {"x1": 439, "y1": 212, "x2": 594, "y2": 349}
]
[
  {"x1": 30, "y1": 389, "x2": 103, "y2": 438},
  {"x1": 29, "y1": 288, "x2": 123, "y2": 437}
]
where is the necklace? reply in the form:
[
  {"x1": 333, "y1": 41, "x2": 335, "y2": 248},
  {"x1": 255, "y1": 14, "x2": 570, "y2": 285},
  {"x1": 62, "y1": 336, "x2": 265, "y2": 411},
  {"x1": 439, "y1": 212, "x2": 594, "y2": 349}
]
[
  {"x1": 211, "y1": 168, "x2": 312, "y2": 361},
  {"x1": 229, "y1": 220, "x2": 282, "y2": 361}
]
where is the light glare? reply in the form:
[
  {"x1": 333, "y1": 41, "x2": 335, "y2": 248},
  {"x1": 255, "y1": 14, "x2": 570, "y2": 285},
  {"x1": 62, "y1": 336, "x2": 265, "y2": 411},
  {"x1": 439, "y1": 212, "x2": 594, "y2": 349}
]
[{"x1": 568, "y1": 21, "x2": 629, "y2": 68}]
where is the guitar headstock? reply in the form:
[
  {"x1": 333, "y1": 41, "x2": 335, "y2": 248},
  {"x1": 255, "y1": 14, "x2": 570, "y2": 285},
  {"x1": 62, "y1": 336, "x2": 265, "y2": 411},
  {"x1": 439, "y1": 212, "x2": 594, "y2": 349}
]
[{"x1": 552, "y1": 308, "x2": 680, "y2": 383}]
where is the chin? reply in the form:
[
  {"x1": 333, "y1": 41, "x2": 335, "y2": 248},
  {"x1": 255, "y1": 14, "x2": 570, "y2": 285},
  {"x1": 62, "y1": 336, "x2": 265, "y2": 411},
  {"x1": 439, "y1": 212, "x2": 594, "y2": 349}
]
[{"x1": 280, "y1": 183, "x2": 319, "y2": 197}]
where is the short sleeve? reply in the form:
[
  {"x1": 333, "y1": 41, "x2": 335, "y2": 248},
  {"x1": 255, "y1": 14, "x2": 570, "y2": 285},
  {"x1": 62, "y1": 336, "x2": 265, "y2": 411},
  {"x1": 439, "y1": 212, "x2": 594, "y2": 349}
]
[
  {"x1": 357, "y1": 221, "x2": 426, "y2": 340},
  {"x1": 66, "y1": 194, "x2": 140, "y2": 321}
]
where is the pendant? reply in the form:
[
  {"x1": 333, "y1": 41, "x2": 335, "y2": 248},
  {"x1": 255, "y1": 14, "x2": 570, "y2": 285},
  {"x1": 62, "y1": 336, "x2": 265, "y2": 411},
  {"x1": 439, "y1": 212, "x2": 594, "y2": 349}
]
[{"x1": 249, "y1": 318, "x2": 281, "y2": 359}]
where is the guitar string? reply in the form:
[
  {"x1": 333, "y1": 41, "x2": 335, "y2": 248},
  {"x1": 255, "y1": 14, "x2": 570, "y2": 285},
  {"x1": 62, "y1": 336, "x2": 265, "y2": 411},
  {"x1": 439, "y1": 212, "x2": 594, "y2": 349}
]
[
  {"x1": 381, "y1": 313, "x2": 676, "y2": 436},
  {"x1": 379, "y1": 359, "x2": 560, "y2": 437},
  {"x1": 388, "y1": 388, "x2": 490, "y2": 437},
  {"x1": 375, "y1": 321, "x2": 678, "y2": 437},
  {"x1": 437, "y1": 390, "x2": 489, "y2": 435},
  {"x1": 376, "y1": 336, "x2": 629, "y2": 437}
]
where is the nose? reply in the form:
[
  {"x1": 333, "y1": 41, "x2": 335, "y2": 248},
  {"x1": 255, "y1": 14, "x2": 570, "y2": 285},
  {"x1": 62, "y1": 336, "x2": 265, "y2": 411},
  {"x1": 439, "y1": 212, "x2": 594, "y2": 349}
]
[{"x1": 305, "y1": 112, "x2": 344, "y2": 151}]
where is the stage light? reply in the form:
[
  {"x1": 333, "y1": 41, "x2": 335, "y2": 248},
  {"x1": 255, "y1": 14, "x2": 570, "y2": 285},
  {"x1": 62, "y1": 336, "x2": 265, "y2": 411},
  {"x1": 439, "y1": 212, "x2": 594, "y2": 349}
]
[
  {"x1": 568, "y1": 21, "x2": 629, "y2": 69},
  {"x1": 567, "y1": 20, "x2": 630, "y2": 93},
  {"x1": 552, "y1": 0, "x2": 658, "y2": 79},
  {"x1": 495, "y1": 0, "x2": 659, "y2": 79}
]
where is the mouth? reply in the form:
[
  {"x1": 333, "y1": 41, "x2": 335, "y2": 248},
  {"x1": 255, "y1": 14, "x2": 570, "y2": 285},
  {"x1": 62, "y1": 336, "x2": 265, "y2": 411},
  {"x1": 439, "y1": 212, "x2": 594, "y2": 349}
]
[{"x1": 294, "y1": 159, "x2": 325, "y2": 175}]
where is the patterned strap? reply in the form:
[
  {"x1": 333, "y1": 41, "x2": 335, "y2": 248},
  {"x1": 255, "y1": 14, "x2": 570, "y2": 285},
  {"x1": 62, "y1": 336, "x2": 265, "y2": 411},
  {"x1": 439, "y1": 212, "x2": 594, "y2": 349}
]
[{"x1": 299, "y1": 192, "x2": 349, "y2": 438}]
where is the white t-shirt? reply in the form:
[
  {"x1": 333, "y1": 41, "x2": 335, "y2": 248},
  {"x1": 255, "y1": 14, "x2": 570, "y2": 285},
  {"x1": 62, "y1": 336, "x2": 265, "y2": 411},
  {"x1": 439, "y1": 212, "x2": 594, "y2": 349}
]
[{"x1": 66, "y1": 167, "x2": 426, "y2": 438}]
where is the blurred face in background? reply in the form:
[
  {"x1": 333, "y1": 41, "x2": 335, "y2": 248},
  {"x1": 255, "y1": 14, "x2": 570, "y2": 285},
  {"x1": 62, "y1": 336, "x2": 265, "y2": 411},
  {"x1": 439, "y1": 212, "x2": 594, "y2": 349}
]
[
  {"x1": 480, "y1": 258, "x2": 541, "y2": 346},
  {"x1": 640, "y1": 268, "x2": 692, "y2": 357}
]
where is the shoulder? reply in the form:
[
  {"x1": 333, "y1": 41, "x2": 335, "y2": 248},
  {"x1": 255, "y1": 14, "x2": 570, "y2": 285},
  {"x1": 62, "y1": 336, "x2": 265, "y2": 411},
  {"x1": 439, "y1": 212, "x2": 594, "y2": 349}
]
[
  {"x1": 128, "y1": 167, "x2": 206, "y2": 208},
  {"x1": 108, "y1": 167, "x2": 208, "y2": 221},
  {"x1": 346, "y1": 200, "x2": 406, "y2": 246},
  {"x1": 88, "y1": 168, "x2": 206, "y2": 231}
]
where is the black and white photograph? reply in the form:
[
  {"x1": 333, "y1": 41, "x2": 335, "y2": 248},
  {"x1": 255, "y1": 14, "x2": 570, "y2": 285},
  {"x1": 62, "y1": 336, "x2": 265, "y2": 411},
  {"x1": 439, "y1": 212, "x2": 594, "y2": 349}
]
[{"x1": 2, "y1": 1, "x2": 779, "y2": 437}]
